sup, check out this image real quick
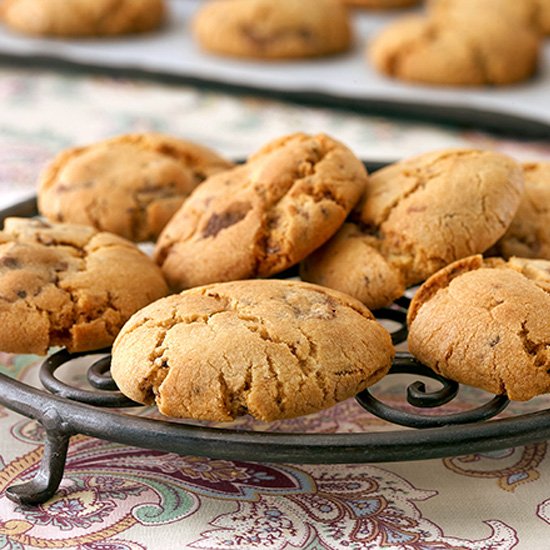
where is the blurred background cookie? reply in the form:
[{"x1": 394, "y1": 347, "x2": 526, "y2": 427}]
[
  {"x1": 301, "y1": 149, "x2": 524, "y2": 309},
  {"x1": 429, "y1": 0, "x2": 550, "y2": 36},
  {"x1": 493, "y1": 162, "x2": 550, "y2": 260},
  {"x1": 0, "y1": 218, "x2": 168, "y2": 355},
  {"x1": 155, "y1": 132, "x2": 366, "y2": 290},
  {"x1": 192, "y1": 0, "x2": 352, "y2": 59},
  {"x1": 38, "y1": 133, "x2": 233, "y2": 242},
  {"x1": 1, "y1": 0, "x2": 166, "y2": 37},
  {"x1": 111, "y1": 279, "x2": 394, "y2": 421},
  {"x1": 407, "y1": 255, "x2": 550, "y2": 401},
  {"x1": 369, "y1": 13, "x2": 540, "y2": 85}
]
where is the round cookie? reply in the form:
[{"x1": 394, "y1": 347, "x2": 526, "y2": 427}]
[
  {"x1": 368, "y1": 14, "x2": 540, "y2": 86},
  {"x1": 0, "y1": 218, "x2": 168, "y2": 355},
  {"x1": 302, "y1": 149, "x2": 524, "y2": 310},
  {"x1": 38, "y1": 133, "x2": 233, "y2": 242},
  {"x1": 111, "y1": 279, "x2": 394, "y2": 422},
  {"x1": 493, "y1": 162, "x2": 550, "y2": 260},
  {"x1": 407, "y1": 255, "x2": 550, "y2": 401},
  {"x1": 342, "y1": 0, "x2": 420, "y2": 8},
  {"x1": 155, "y1": 133, "x2": 367, "y2": 290},
  {"x1": 192, "y1": 0, "x2": 352, "y2": 60},
  {"x1": 430, "y1": 0, "x2": 550, "y2": 36},
  {"x1": 1, "y1": 0, "x2": 166, "y2": 37}
]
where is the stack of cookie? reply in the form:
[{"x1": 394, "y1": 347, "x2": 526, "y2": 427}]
[{"x1": 2, "y1": 130, "x2": 549, "y2": 422}]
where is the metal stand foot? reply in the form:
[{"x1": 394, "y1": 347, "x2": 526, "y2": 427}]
[{"x1": 5, "y1": 410, "x2": 71, "y2": 505}]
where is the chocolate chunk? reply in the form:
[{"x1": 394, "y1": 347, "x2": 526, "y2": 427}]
[
  {"x1": 202, "y1": 203, "x2": 251, "y2": 238},
  {"x1": 0, "y1": 257, "x2": 20, "y2": 269}
]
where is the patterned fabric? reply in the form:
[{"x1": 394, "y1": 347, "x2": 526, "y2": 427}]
[{"x1": 0, "y1": 65, "x2": 550, "y2": 549}]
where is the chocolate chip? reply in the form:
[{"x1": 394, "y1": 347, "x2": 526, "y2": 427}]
[
  {"x1": 202, "y1": 203, "x2": 251, "y2": 238},
  {"x1": 17, "y1": 290, "x2": 27, "y2": 299},
  {"x1": 0, "y1": 256, "x2": 20, "y2": 269},
  {"x1": 489, "y1": 335, "x2": 500, "y2": 347}
]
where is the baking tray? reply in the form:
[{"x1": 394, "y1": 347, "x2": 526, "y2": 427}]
[
  {"x1": 0, "y1": 163, "x2": 549, "y2": 506},
  {"x1": 0, "y1": 0, "x2": 549, "y2": 138}
]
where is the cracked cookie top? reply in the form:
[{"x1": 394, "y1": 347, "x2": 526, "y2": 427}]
[
  {"x1": 301, "y1": 149, "x2": 524, "y2": 310},
  {"x1": 111, "y1": 279, "x2": 394, "y2": 422},
  {"x1": 407, "y1": 255, "x2": 550, "y2": 401},
  {"x1": 0, "y1": 217, "x2": 168, "y2": 355},
  {"x1": 154, "y1": 132, "x2": 367, "y2": 290},
  {"x1": 493, "y1": 162, "x2": 550, "y2": 260},
  {"x1": 368, "y1": 13, "x2": 540, "y2": 85},
  {"x1": 1, "y1": 0, "x2": 166, "y2": 37},
  {"x1": 192, "y1": 0, "x2": 352, "y2": 59},
  {"x1": 37, "y1": 133, "x2": 234, "y2": 242}
]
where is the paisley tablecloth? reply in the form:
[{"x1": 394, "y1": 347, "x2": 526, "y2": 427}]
[{"x1": 0, "y1": 65, "x2": 550, "y2": 549}]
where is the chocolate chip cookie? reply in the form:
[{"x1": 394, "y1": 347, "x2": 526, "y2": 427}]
[
  {"x1": 0, "y1": 218, "x2": 168, "y2": 355},
  {"x1": 493, "y1": 162, "x2": 550, "y2": 260},
  {"x1": 38, "y1": 133, "x2": 233, "y2": 242},
  {"x1": 155, "y1": 133, "x2": 367, "y2": 290},
  {"x1": 1, "y1": 0, "x2": 166, "y2": 37},
  {"x1": 111, "y1": 279, "x2": 394, "y2": 421},
  {"x1": 408, "y1": 255, "x2": 550, "y2": 401},
  {"x1": 192, "y1": 0, "x2": 352, "y2": 59},
  {"x1": 302, "y1": 149, "x2": 524, "y2": 310},
  {"x1": 369, "y1": 14, "x2": 540, "y2": 85}
]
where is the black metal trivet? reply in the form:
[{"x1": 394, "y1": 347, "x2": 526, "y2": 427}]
[{"x1": 1, "y1": 299, "x2": 549, "y2": 506}]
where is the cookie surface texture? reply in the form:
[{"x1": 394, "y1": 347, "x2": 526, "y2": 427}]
[
  {"x1": 192, "y1": 0, "x2": 352, "y2": 59},
  {"x1": 1, "y1": 0, "x2": 166, "y2": 37},
  {"x1": 301, "y1": 149, "x2": 524, "y2": 310},
  {"x1": 0, "y1": 218, "x2": 168, "y2": 355},
  {"x1": 155, "y1": 133, "x2": 367, "y2": 290},
  {"x1": 494, "y1": 162, "x2": 550, "y2": 260},
  {"x1": 407, "y1": 255, "x2": 550, "y2": 401},
  {"x1": 111, "y1": 279, "x2": 394, "y2": 421},
  {"x1": 38, "y1": 133, "x2": 233, "y2": 242},
  {"x1": 369, "y1": 14, "x2": 539, "y2": 85}
]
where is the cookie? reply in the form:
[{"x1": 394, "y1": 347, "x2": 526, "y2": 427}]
[
  {"x1": 342, "y1": 0, "x2": 420, "y2": 8},
  {"x1": 111, "y1": 279, "x2": 394, "y2": 421},
  {"x1": 430, "y1": 0, "x2": 550, "y2": 36},
  {"x1": 155, "y1": 133, "x2": 367, "y2": 290},
  {"x1": 493, "y1": 162, "x2": 550, "y2": 260},
  {"x1": 0, "y1": 218, "x2": 168, "y2": 355},
  {"x1": 192, "y1": 0, "x2": 352, "y2": 59},
  {"x1": 38, "y1": 133, "x2": 233, "y2": 242},
  {"x1": 407, "y1": 255, "x2": 550, "y2": 401},
  {"x1": 302, "y1": 149, "x2": 524, "y2": 310},
  {"x1": 1, "y1": 0, "x2": 166, "y2": 37},
  {"x1": 369, "y1": 14, "x2": 540, "y2": 85}
]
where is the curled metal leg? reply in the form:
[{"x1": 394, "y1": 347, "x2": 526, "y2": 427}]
[{"x1": 6, "y1": 409, "x2": 70, "y2": 505}]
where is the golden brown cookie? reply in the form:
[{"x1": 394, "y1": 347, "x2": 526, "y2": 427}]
[
  {"x1": 111, "y1": 279, "x2": 394, "y2": 421},
  {"x1": 38, "y1": 133, "x2": 233, "y2": 243},
  {"x1": 368, "y1": 14, "x2": 540, "y2": 85},
  {"x1": 155, "y1": 133, "x2": 367, "y2": 290},
  {"x1": 302, "y1": 149, "x2": 524, "y2": 310},
  {"x1": 0, "y1": 218, "x2": 168, "y2": 355},
  {"x1": 1, "y1": 0, "x2": 166, "y2": 37},
  {"x1": 493, "y1": 162, "x2": 550, "y2": 260},
  {"x1": 192, "y1": 0, "x2": 352, "y2": 59},
  {"x1": 342, "y1": 0, "x2": 420, "y2": 8},
  {"x1": 407, "y1": 255, "x2": 550, "y2": 401},
  {"x1": 430, "y1": 0, "x2": 550, "y2": 36}
]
